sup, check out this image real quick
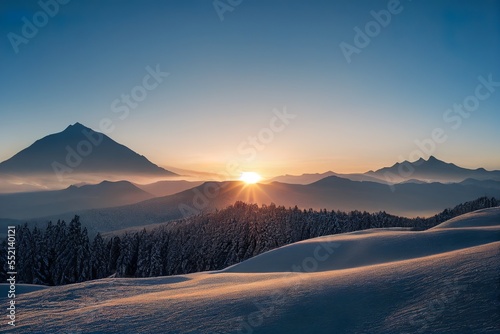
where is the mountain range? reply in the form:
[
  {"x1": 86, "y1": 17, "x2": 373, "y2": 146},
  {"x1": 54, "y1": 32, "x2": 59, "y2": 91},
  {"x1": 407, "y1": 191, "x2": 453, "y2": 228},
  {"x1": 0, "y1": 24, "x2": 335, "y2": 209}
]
[
  {"x1": 1, "y1": 123, "x2": 499, "y2": 192},
  {"x1": 366, "y1": 155, "x2": 500, "y2": 183},
  {"x1": 270, "y1": 156, "x2": 500, "y2": 185},
  {"x1": 23, "y1": 177, "x2": 500, "y2": 234}
]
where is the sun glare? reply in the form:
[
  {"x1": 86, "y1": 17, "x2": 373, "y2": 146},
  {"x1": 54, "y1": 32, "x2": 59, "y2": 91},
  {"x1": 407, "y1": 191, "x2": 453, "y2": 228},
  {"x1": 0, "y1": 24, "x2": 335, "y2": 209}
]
[{"x1": 239, "y1": 172, "x2": 262, "y2": 184}]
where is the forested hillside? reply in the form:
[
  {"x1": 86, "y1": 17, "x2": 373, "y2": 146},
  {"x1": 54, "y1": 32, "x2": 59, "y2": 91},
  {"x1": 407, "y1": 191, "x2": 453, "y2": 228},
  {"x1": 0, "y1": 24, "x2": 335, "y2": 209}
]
[{"x1": 2, "y1": 197, "x2": 497, "y2": 286}]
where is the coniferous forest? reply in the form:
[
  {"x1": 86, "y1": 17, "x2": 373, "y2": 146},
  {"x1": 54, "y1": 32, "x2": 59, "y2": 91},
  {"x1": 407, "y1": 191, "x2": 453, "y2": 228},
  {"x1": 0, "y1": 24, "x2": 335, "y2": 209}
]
[{"x1": 2, "y1": 197, "x2": 497, "y2": 286}]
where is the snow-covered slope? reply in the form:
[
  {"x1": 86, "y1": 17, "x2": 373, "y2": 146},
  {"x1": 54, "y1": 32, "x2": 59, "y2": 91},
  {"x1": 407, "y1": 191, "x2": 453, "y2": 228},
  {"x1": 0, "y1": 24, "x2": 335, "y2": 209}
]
[
  {"x1": 431, "y1": 206, "x2": 500, "y2": 229},
  {"x1": 222, "y1": 227, "x2": 499, "y2": 274},
  {"x1": 0, "y1": 284, "x2": 47, "y2": 297},
  {"x1": 5, "y1": 208, "x2": 500, "y2": 333}
]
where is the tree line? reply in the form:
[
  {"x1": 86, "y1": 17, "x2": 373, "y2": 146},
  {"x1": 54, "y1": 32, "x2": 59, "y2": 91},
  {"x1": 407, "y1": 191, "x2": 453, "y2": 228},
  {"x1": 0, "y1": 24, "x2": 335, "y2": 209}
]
[{"x1": 1, "y1": 197, "x2": 497, "y2": 285}]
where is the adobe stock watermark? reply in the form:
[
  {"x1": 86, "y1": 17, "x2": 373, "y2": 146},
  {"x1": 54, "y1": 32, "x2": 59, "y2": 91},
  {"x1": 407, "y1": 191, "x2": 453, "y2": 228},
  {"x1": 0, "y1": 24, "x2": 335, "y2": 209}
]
[
  {"x1": 384, "y1": 73, "x2": 500, "y2": 189},
  {"x1": 178, "y1": 106, "x2": 296, "y2": 217},
  {"x1": 51, "y1": 65, "x2": 169, "y2": 181},
  {"x1": 7, "y1": 0, "x2": 71, "y2": 54},
  {"x1": 213, "y1": 0, "x2": 243, "y2": 21},
  {"x1": 235, "y1": 241, "x2": 341, "y2": 333},
  {"x1": 340, "y1": 0, "x2": 410, "y2": 64}
]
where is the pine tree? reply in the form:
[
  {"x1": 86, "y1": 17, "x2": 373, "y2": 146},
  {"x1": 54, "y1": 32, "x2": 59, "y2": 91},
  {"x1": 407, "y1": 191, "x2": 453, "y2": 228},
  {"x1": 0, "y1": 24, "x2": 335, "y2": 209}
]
[
  {"x1": 91, "y1": 233, "x2": 109, "y2": 279},
  {"x1": 17, "y1": 224, "x2": 35, "y2": 284},
  {"x1": 107, "y1": 236, "x2": 121, "y2": 274},
  {"x1": 136, "y1": 229, "x2": 152, "y2": 277},
  {"x1": 32, "y1": 226, "x2": 49, "y2": 285},
  {"x1": 116, "y1": 233, "x2": 140, "y2": 277},
  {"x1": 77, "y1": 227, "x2": 91, "y2": 282},
  {"x1": 59, "y1": 216, "x2": 85, "y2": 284},
  {"x1": 53, "y1": 220, "x2": 68, "y2": 285}
]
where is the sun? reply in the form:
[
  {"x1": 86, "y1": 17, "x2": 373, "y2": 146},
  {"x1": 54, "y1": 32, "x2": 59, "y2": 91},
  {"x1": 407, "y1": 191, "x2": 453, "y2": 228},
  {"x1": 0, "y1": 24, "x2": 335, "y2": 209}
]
[{"x1": 239, "y1": 172, "x2": 262, "y2": 184}]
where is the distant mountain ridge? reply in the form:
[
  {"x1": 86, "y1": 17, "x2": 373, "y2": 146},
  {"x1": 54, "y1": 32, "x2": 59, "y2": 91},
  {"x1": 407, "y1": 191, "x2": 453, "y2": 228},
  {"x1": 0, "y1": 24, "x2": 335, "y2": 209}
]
[
  {"x1": 267, "y1": 171, "x2": 388, "y2": 185},
  {"x1": 32, "y1": 177, "x2": 500, "y2": 234},
  {"x1": 134, "y1": 180, "x2": 204, "y2": 197},
  {"x1": 269, "y1": 156, "x2": 500, "y2": 185},
  {"x1": 0, "y1": 180, "x2": 154, "y2": 220},
  {"x1": 366, "y1": 156, "x2": 500, "y2": 183},
  {"x1": 0, "y1": 122, "x2": 176, "y2": 177}
]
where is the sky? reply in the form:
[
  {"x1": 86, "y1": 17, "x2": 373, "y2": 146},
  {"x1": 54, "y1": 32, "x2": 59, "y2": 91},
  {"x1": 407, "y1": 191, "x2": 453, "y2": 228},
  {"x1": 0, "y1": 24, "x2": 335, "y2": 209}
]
[{"x1": 1, "y1": 0, "x2": 499, "y2": 178}]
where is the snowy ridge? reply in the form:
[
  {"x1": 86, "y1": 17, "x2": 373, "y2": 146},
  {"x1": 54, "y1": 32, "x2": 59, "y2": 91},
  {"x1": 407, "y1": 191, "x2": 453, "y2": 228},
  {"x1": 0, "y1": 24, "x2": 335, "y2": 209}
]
[{"x1": 431, "y1": 206, "x2": 500, "y2": 229}]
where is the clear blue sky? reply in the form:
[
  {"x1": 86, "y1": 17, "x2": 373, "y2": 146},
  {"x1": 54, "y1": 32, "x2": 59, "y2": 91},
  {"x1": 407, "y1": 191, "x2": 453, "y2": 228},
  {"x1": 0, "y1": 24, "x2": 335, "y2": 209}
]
[{"x1": 1, "y1": 0, "x2": 499, "y2": 177}]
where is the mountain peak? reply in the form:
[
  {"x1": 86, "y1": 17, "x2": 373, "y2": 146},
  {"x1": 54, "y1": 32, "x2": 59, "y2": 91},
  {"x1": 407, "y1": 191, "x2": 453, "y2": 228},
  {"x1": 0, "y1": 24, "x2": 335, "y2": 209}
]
[
  {"x1": 426, "y1": 155, "x2": 439, "y2": 162},
  {"x1": 0, "y1": 123, "x2": 177, "y2": 177},
  {"x1": 415, "y1": 157, "x2": 426, "y2": 164},
  {"x1": 412, "y1": 155, "x2": 443, "y2": 165},
  {"x1": 64, "y1": 122, "x2": 89, "y2": 132}
]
